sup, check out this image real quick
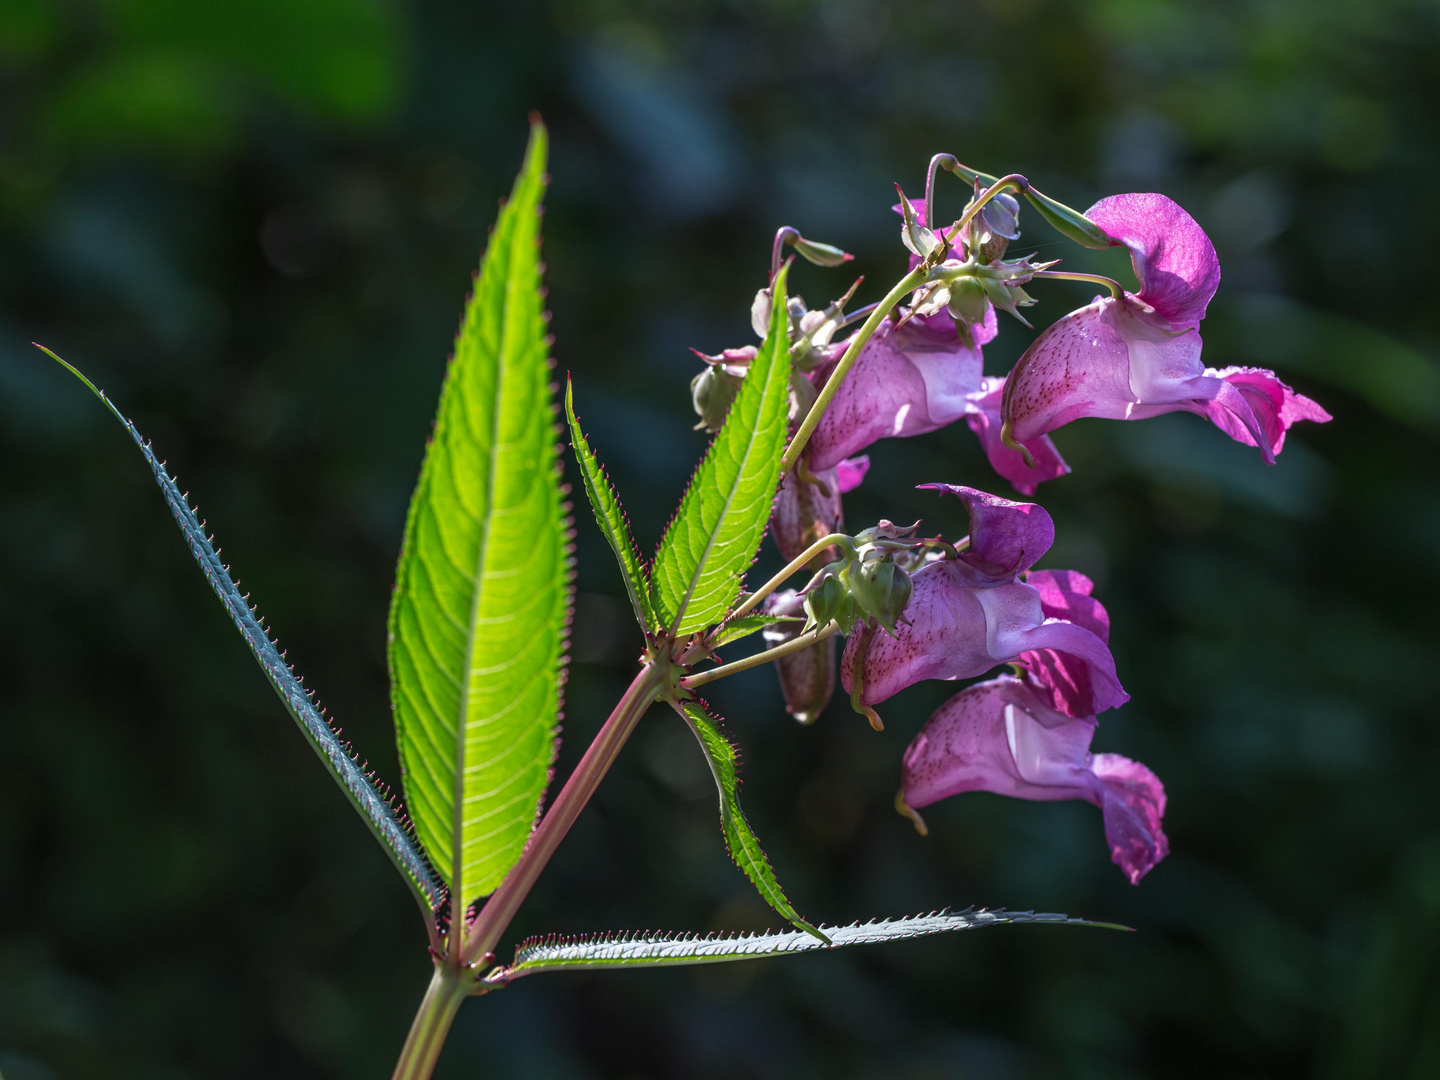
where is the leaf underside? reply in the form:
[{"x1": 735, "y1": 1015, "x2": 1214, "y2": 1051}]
[
  {"x1": 388, "y1": 119, "x2": 571, "y2": 913},
  {"x1": 496, "y1": 908, "x2": 1117, "y2": 979},
  {"x1": 675, "y1": 699, "x2": 825, "y2": 941},
  {"x1": 43, "y1": 350, "x2": 443, "y2": 914},
  {"x1": 564, "y1": 379, "x2": 658, "y2": 633},
  {"x1": 651, "y1": 266, "x2": 794, "y2": 636}
]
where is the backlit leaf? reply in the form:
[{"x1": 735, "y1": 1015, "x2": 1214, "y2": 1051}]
[{"x1": 388, "y1": 119, "x2": 571, "y2": 918}]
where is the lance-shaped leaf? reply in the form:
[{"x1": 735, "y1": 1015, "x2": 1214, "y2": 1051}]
[
  {"x1": 490, "y1": 907, "x2": 1118, "y2": 980},
  {"x1": 564, "y1": 378, "x2": 658, "y2": 633},
  {"x1": 674, "y1": 699, "x2": 826, "y2": 942},
  {"x1": 652, "y1": 265, "x2": 793, "y2": 636},
  {"x1": 41, "y1": 349, "x2": 443, "y2": 915},
  {"x1": 712, "y1": 611, "x2": 802, "y2": 648},
  {"x1": 388, "y1": 119, "x2": 572, "y2": 917}
]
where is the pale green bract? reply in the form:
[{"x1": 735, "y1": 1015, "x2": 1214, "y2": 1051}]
[
  {"x1": 676, "y1": 700, "x2": 825, "y2": 942},
  {"x1": 492, "y1": 909, "x2": 1117, "y2": 979},
  {"x1": 564, "y1": 379, "x2": 659, "y2": 634},
  {"x1": 388, "y1": 120, "x2": 571, "y2": 915},
  {"x1": 651, "y1": 265, "x2": 794, "y2": 636}
]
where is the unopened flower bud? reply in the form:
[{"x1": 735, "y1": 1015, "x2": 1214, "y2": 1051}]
[
  {"x1": 804, "y1": 573, "x2": 856, "y2": 634},
  {"x1": 751, "y1": 287, "x2": 773, "y2": 339},
  {"x1": 946, "y1": 275, "x2": 990, "y2": 327},
  {"x1": 975, "y1": 193, "x2": 1020, "y2": 262},
  {"x1": 1022, "y1": 189, "x2": 1110, "y2": 249},
  {"x1": 690, "y1": 366, "x2": 739, "y2": 432},
  {"x1": 763, "y1": 590, "x2": 835, "y2": 724},
  {"x1": 848, "y1": 556, "x2": 912, "y2": 635},
  {"x1": 792, "y1": 237, "x2": 853, "y2": 267}
]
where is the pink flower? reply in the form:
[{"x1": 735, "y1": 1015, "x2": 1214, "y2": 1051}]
[
  {"x1": 807, "y1": 309, "x2": 996, "y2": 473},
  {"x1": 899, "y1": 674, "x2": 1168, "y2": 884},
  {"x1": 1001, "y1": 193, "x2": 1329, "y2": 464},
  {"x1": 839, "y1": 485, "x2": 1126, "y2": 714},
  {"x1": 964, "y1": 376, "x2": 1070, "y2": 496}
]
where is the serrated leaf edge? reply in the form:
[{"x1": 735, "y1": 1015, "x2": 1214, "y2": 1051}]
[
  {"x1": 492, "y1": 907, "x2": 1119, "y2": 979},
  {"x1": 564, "y1": 377, "x2": 658, "y2": 634},
  {"x1": 42, "y1": 349, "x2": 444, "y2": 915}
]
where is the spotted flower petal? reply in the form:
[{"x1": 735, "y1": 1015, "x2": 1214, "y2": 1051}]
[{"x1": 899, "y1": 676, "x2": 1168, "y2": 883}]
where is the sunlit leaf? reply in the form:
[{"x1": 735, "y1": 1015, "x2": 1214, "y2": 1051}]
[
  {"x1": 675, "y1": 699, "x2": 825, "y2": 941},
  {"x1": 712, "y1": 611, "x2": 801, "y2": 647},
  {"x1": 565, "y1": 378, "x2": 658, "y2": 633},
  {"x1": 388, "y1": 119, "x2": 571, "y2": 917},
  {"x1": 651, "y1": 265, "x2": 793, "y2": 636}
]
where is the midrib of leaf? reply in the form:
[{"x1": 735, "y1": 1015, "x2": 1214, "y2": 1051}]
[
  {"x1": 389, "y1": 119, "x2": 568, "y2": 919},
  {"x1": 653, "y1": 265, "x2": 792, "y2": 636}
]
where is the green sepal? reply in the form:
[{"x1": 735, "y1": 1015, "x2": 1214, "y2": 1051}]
[
  {"x1": 674, "y1": 699, "x2": 828, "y2": 942},
  {"x1": 565, "y1": 378, "x2": 660, "y2": 634}
]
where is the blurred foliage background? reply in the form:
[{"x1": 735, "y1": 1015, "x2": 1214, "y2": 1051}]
[{"x1": 3, "y1": 0, "x2": 1440, "y2": 1076}]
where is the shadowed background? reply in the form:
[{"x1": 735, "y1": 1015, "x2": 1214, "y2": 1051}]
[{"x1": 2, "y1": 1, "x2": 1439, "y2": 1077}]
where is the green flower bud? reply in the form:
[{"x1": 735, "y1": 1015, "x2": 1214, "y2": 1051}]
[
  {"x1": 690, "y1": 366, "x2": 738, "y2": 432},
  {"x1": 1022, "y1": 189, "x2": 1111, "y2": 250},
  {"x1": 848, "y1": 556, "x2": 912, "y2": 635},
  {"x1": 792, "y1": 236, "x2": 854, "y2": 268}
]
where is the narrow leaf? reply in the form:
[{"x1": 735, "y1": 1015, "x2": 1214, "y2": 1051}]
[
  {"x1": 493, "y1": 908, "x2": 1119, "y2": 979},
  {"x1": 674, "y1": 699, "x2": 826, "y2": 942},
  {"x1": 41, "y1": 348, "x2": 443, "y2": 914},
  {"x1": 712, "y1": 612, "x2": 802, "y2": 647},
  {"x1": 652, "y1": 265, "x2": 793, "y2": 636},
  {"x1": 388, "y1": 119, "x2": 572, "y2": 916},
  {"x1": 564, "y1": 378, "x2": 658, "y2": 633}
]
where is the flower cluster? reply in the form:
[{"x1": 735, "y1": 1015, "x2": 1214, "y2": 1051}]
[{"x1": 688, "y1": 170, "x2": 1329, "y2": 883}]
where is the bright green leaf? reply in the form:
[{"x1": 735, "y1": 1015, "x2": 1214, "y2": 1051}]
[
  {"x1": 388, "y1": 119, "x2": 571, "y2": 916},
  {"x1": 493, "y1": 908, "x2": 1119, "y2": 979},
  {"x1": 41, "y1": 347, "x2": 443, "y2": 915},
  {"x1": 712, "y1": 611, "x2": 801, "y2": 647},
  {"x1": 565, "y1": 378, "x2": 658, "y2": 633},
  {"x1": 674, "y1": 699, "x2": 826, "y2": 942},
  {"x1": 651, "y1": 265, "x2": 793, "y2": 636}
]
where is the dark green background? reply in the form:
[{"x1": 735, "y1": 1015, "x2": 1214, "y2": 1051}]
[{"x1": 3, "y1": 1, "x2": 1438, "y2": 1076}]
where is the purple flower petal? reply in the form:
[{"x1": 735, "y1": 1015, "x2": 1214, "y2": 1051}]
[
  {"x1": 835, "y1": 455, "x2": 870, "y2": 494},
  {"x1": 1019, "y1": 570, "x2": 1119, "y2": 717},
  {"x1": 917, "y1": 484, "x2": 1055, "y2": 580},
  {"x1": 899, "y1": 676, "x2": 1168, "y2": 883},
  {"x1": 1195, "y1": 366, "x2": 1333, "y2": 459},
  {"x1": 964, "y1": 376, "x2": 1070, "y2": 496},
  {"x1": 1087, "y1": 192, "x2": 1221, "y2": 329},
  {"x1": 808, "y1": 311, "x2": 993, "y2": 472}
]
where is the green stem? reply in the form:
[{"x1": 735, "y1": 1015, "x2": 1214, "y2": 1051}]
[
  {"x1": 390, "y1": 965, "x2": 471, "y2": 1080},
  {"x1": 780, "y1": 267, "x2": 925, "y2": 472},
  {"x1": 1031, "y1": 269, "x2": 1124, "y2": 299},
  {"x1": 725, "y1": 533, "x2": 855, "y2": 624},
  {"x1": 461, "y1": 663, "x2": 665, "y2": 965},
  {"x1": 682, "y1": 621, "x2": 840, "y2": 690}
]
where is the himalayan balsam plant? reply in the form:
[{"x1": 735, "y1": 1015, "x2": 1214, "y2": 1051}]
[{"x1": 43, "y1": 117, "x2": 1329, "y2": 1078}]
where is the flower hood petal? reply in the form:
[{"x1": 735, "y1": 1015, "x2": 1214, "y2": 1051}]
[
  {"x1": 917, "y1": 484, "x2": 1055, "y2": 580},
  {"x1": 1087, "y1": 192, "x2": 1221, "y2": 329}
]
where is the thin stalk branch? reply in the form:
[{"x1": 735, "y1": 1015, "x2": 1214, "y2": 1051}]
[
  {"x1": 924, "y1": 153, "x2": 958, "y2": 231},
  {"x1": 1031, "y1": 269, "x2": 1124, "y2": 299},
  {"x1": 682, "y1": 621, "x2": 841, "y2": 689},
  {"x1": 726, "y1": 533, "x2": 854, "y2": 624},
  {"x1": 462, "y1": 664, "x2": 665, "y2": 965},
  {"x1": 781, "y1": 267, "x2": 925, "y2": 472},
  {"x1": 947, "y1": 173, "x2": 1029, "y2": 241}
]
